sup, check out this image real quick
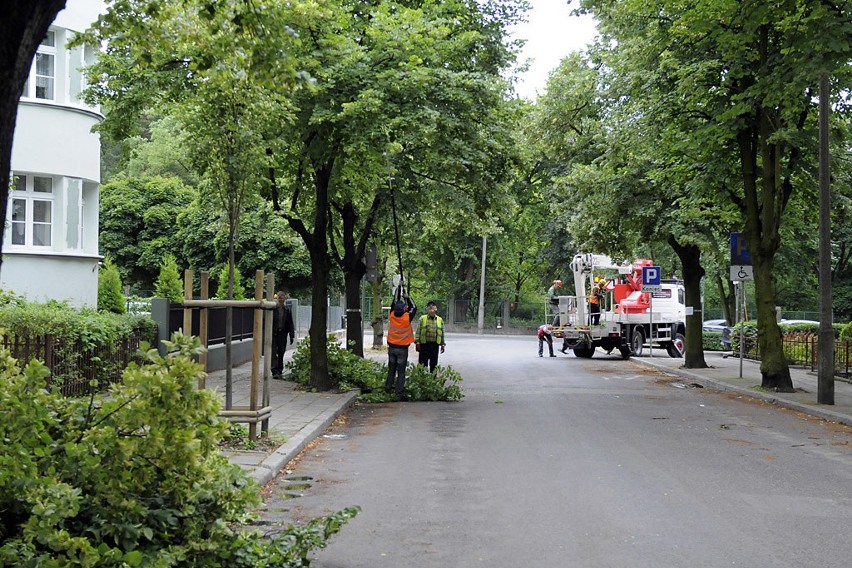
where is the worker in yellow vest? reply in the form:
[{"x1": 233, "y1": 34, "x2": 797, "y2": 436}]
[
  {"x1": 386, "y1": 292, "x2": 417, "y2": 400},
  {"x1": 416, "y1": 300, "x2": 446, "y2": 372}
]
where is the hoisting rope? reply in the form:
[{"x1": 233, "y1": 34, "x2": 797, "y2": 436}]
[{"x1": 387, "y1": 155, "x2": 406, "y2": 300}]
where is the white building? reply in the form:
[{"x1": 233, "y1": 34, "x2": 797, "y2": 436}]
[{"x1": 2, "y1": 0, "x2": 102, "y2": 308}]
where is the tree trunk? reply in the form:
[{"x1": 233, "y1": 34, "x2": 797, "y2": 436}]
[
  {"x1": 737, "y1": 111, "x2": 794, "y2": 392},
  {"x1": 370, "y1": 278, "x2": 384, "y2": 348},
  {"x1": 668, "y1": 235, "x2": 707, "y2": 368},
  {"x1": 307, "y1": 161, "x2": 334, "y2": 390},
  {"x1": 0, "y1": 1, "x2": 67, "y2": 274},
  {"x1": 334, "y1": 199, "x2": 378, "y2": 357},
  {"x1": 753, "y1": 249, "x2": 793, "y2": 391},
  {"x1": 344, "y1": 270, "x2": 363, "y2": 357},
  {"x1": 716, "y1": 275, "x2": 735, "y2": 325}
]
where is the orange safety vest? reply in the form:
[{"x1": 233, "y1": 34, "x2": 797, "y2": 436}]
[{"x1": 387, "y1": 312, "x2": 415, "y2": 346}]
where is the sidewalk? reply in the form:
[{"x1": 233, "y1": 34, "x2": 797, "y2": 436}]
[
  {"x1": 210, "y1": 344, "x2": 852, "y2": 487},
  {"x1": 205, "y1": 351, "x2": 358, "y2": 487},
  {"x1": 636, "y1": 350, "x2": 852, "y2": 428}
]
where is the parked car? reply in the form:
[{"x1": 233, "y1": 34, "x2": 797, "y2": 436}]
[
  {"x1": 779, "y1": 319, "x2": 820, "y2": 326},
  {"x1": 702, "y1": 319, "x2": 729, "y2": 332}
]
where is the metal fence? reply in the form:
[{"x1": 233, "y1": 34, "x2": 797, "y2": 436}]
[
  {"x1": 736, "y1": 332, "x2": 852, "y2": 380},
  {"x1": 1, "y1": 331, "x2": 155, "y2": 396}
]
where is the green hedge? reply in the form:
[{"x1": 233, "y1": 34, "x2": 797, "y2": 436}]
[{"x1": 0, "y1": 297, "x2": 158, "y2": 389}]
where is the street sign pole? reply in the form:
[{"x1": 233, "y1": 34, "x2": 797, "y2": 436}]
[{"x1": 641, "y1": 266, "x2": 662, "y2": 358}]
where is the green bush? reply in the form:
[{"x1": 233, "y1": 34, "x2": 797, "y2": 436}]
[
  {"x1": 97, "y1": 258, "x2": 126, "y2": 314},
  {"x1": 729, "y1": 321, "x2": 759, "y2": 354},
  {"x1": 286, "y1": 336, "x2": 464, "y2": 402},
  {"x1": 0, "y1": 300, "x2": 158, "y2": 388},
  {"x1": 154, "y1": 254, "x2": 184, "y2": 303},
  {"x1": 702, "y1": 331, "x2": 724, "y2": 351},
  {"x1": 215, "y1": 264, "x2": 246, "y2": 300},
  {"x1": 0, "y1": 333, "x2": 358, "y2": 566}
]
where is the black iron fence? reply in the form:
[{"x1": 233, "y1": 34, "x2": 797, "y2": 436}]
[
  {"x1": 167, "y1": 305, "x2": 255, "y2": 343},
  {"x1": 736, "y1": 332, "x2": 852, "y2": 380}
]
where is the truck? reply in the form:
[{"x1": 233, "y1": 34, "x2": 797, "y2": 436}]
[{"x1": 554, "y1": 253, "x2": 686, "y2": 359}]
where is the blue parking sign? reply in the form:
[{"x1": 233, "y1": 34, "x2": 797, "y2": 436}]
[
  {"x1": 731, "y1": 233, "x2": 752, "y2": 265},
  {"x1": 642, "y1": 266, "x2": 661, "y2": 287}
]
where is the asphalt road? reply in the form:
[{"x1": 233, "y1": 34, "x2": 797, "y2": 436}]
[{"x1": 257, "y1": 334, "x2": 852, "y2": 568}]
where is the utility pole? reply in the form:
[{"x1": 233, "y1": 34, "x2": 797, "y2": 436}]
[{"x1": 818, "y1": 73, "x2": 835, "y2": 404}]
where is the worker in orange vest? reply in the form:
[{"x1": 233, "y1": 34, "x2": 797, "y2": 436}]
[{"x1": 386, "y1": 289, "x2": 417, "y2": 400}]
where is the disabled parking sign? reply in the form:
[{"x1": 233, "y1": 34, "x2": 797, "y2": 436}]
[{"x1": 730, "y1": 232, "x2": 754, "y2": 281}]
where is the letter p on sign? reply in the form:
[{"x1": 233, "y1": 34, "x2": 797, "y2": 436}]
[{"x1": 642, "y1": 266, "x2": 661, "y2": 287}]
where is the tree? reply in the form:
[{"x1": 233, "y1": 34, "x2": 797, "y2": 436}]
[
  {"x1": 99, "y1": 175, "x2": 196, "y2": 290},
  {"x1": 154, "y1": 254, "x2": 183, "y2": 303},
  {"x1": 0, "y1": 1, "x2": 67, "y2": 275},
  {"x1": 78, "y1": 0, "x2": 305, "y2": 394},
  {"x1": 266, "y1": 0, "x2": 526, "y2": 374},
  {"x1": 579, "y1": 0, "x2": 852, "y2": 389},
  {"x1": 97, "y1": 257, "x2": 126, "y2": 314}
]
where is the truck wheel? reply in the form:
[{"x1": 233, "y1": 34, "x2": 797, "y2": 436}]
[
  {"x1": 631, "y1": 328, "x2": 645, "y2": 357},
  {"x1": 666, "y1": 333, "x2": 685, "y2": 358},
  {"x1": 573, "y1": 344, "x2": 595, "y2": 358}
]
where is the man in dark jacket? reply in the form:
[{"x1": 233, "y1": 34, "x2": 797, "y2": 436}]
[{"x1": 271, "y1": 290, "x2": 295, "y2": 378}]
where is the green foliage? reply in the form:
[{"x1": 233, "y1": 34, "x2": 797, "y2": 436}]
[
  {"x1": 401, "y1": 364, "x2": 465, "y2": 402},
  {"x1": 0, "y1": 333, "x2": 358, "y2": 566},
  {"x1": 215, "y1": 264, "x2": 246, "y2": 300},
  {"x1": 0, "y1": 300, "x2": 157, "y2": 388},
  {"x1": 155, "y1": 254, "x2": 185, "y2": 303},
  {"x1": 702, "y1": 331, "x2": 725, "y2": 351},
  {"x1": 729, "y1": 321, "x2": 759, "y2": 354},
  {"x1": 840, "y1": 321, "x2": 852, "y2": 342},
  {"x1": 99, "y1": 176, "x2": 197, "y2": 290},
  {"x1": 0, "y1": 288, "x2": 26, "y2": 307},
  {"x1": 97, "y1": 257, "x2": 126, "y2": 314},
  {"x1": 286, "y1": 336, "x2": 464, "y2": 402}
]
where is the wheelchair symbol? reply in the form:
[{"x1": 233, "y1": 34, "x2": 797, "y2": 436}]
[{"x1": 737, "y1": 268, "x2": 749, "y2": 279}]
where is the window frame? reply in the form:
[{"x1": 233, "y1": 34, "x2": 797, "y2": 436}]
[{"x1": 7, "y1": 174, "x2": 54, "y2": 249}]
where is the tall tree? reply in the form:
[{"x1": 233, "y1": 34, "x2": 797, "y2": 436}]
[
  {"x1": 267, "y1": 0, "x2": 525, "y2": 373},
  {"x1": 0, "y1": 0, "x2": 67, "y2": 275},
  {"x1": 579, "y1": 0, "x2": 852, "y2": 388}
]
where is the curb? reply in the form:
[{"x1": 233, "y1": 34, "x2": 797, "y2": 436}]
[
  {"x1": 249, "y1": 390, "x2": 360, "y2": 486},
  {"x1": 635, "y1": 358, "x2": 852, "y2": 428}
]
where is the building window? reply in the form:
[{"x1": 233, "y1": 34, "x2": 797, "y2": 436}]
[
  {"x1": 35, "y1": 31, "x2": 56, "y2": 100},
  {"x1": 8, "y1": 174, "x2": 53, "y2": 248}
]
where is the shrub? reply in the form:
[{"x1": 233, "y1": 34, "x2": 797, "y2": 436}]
[
  {"x1": 286, "y1": 336, "x2": 464, "y2": 402},
  {"x1": 0, "y1": 333, "x2": 358, "y2": 566},
  {"x1": 97, "y1": 257, "x2": 126, "y2": 314},
  {"x1": 215, "y1": 264, "x2": 246, "y2": 300},
  {"x1": 154, "y1": 254, "x2": 184, "y2": 303},
  {"x1": 0, "y1": 300, "x2": 158, "y2": 389},
  {"x1": 702, "y1": 331, "x2": 724, "y2": 351}
]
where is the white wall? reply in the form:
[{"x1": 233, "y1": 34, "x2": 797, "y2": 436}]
[
  {"x1": 0, "y1": 254, "x2": 100, "y2": 308},
  {"x1": 12, "y1": 103, "x2": 101, "y2": 183}
]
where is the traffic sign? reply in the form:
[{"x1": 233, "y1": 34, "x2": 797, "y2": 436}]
[
  {"x1": 730, "y1": 265, "x2": 754, "y2": 282},
  {"x1": 642, "y1": 266, "x2": 662, "y2": 292},
  {"x1": 731, "y1": 233, "x2": 751, "y2": 265}
]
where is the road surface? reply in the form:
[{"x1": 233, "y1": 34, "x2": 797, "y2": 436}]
[{"x1": 256, "y1": 334, "x2": 852, "y2": 568}]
